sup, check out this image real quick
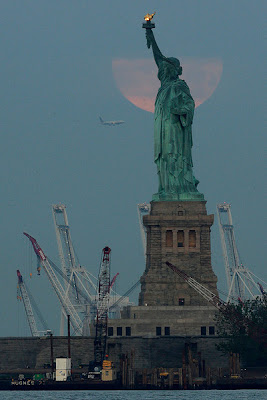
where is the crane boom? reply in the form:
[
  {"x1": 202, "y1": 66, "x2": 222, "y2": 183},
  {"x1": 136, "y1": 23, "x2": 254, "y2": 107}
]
[
  {"x1": 23, "y1": 232, "x2": 83, "y2": 335},
  {"x1": 52, "y1": 204, "x2": 76, "y2": 281},
  {"x1": 94, "y1": 247, "x2": 119, "y2": 368},
  {"x1": 137, "y1": 202, "x2": 151, "y2": 257},
  {"x1": 217, "y1": 203, "x2": 243, "y2": 300},
  {"x1": 17, "y1": 270, "x2": 39, "y2": 337},
  {"x1": 94, "y1": 247, "x2": 111, "y2": 367},
  {"x1": 166, "y1": 261, "x2": 267, "y2": 347},
  {"x1": 166, "y1": 262, "x2": 224, "y2": 310},
  {"x1": 52, "y1": 204, "x2": 97, "y2": 335},
  {"x1": 217, "y1": 203, "x2": 266, "y2": 301},
  {"x1": 17, "y1": 270, "x2": 50, "y2": 336}
]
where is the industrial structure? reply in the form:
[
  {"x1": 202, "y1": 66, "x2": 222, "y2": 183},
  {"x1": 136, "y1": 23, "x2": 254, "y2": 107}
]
[
  {"x1": 137, "y1": 202, "x2": 151, "y2": 257},
  {"x1": 94, "y1": 246, "x2": 118, "y2": 368},
  {"x1": 52, "y1": 204, "x2": 97, "y2": 335},
  {"x1": 16, "y1": 270, "x2": 50, "y2": 337},
  {"x1": 165, "y1": 261, "x2": 223, "y2": 310},
  {"x1": 217, "y1": 203, "x2": 266, "y2": 302},
  {"x1": 19, "y1": 205, "x2": 130, "y2": 338},
  {"x1": 18, "y1": 202, "x2": 266, "y2": 342},
  {"x1": 24, "y1": 232, "x2": 84, "y2": 335}
]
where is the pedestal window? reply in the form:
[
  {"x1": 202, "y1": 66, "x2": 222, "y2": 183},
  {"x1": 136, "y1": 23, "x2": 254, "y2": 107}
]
[
  {"x1": 166, "y1": 230, "x2": 173, "y2": 247},
  {"x1": 201, "y1": 326, "x2": 206, "y2": 336},
  {"x1": 177, "y1": 230, "x2": 184, "y2": 247},
  {"x1": 156, "y1": 327, "x2": 162, "y2": 336},
  {"x1": 165, "y1": 327, "x2": 170, "y2": 336},
  {"x1": 209, "y1": 326, "x2": 215, "y2": 335},
  {"x1": 189, "y1": 230, "x2": 196, "y2": 248}
]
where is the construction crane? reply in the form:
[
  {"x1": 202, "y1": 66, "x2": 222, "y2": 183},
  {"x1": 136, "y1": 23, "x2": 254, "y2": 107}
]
[
  {"x1": 137, "y1": 203, "x2": 151, "y2": 257},
  {"x1": 94, "y1": 247, "x2": 118, "y2": 369},
  {"x1": 17, "y1": 269, "x2": 39, "y2": 337},
  {"x1": 24, "y1": 205, "x2": 130, "y2": 337},
  {"x1": 217, "y1": 203, "x2": 266, "y2": 302},
  {"x1": 52, "y1": 204, "x2": 97, "y2": 335},
  {"x1": 52, "y1": 204, "x2": 76, "y2": 278},
  {"x1": 166, "y1": 262, "x2": 223, "y2": 310},
  {"x1": 166, "y1": 261, "x2": 267, "y2": 347},
  {"x1": 23, "y1": 232, "x2": 83, "y2": 335},
  {"x1": 17, "y1": 270, "x2": 51, "y2": 337}
]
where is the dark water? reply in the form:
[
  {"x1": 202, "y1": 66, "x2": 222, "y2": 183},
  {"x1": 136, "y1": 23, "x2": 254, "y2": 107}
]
[{"x1": 0, "y1": 390, "x2": 266, "y2": 400}]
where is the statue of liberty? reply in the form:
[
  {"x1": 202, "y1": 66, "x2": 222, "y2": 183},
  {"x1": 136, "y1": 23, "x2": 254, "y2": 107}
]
[{"x1": 143, "y1": 15, "x2": 204, "y2": 201}]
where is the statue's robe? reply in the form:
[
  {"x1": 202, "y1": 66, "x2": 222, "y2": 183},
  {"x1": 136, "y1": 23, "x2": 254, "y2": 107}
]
[{"x1": 154, "y1": 78, "x2": 199, "y2": 195}]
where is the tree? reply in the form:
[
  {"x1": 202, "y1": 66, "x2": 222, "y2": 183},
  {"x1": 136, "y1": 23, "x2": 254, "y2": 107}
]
[{"x1": 215, "y1": 294, "x2": 267, "y2": 367}]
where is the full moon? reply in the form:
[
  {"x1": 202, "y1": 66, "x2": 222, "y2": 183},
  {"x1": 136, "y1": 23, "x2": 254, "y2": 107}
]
[{"x1": 112, "y1": 58, "x2": 223, "y2": 112}]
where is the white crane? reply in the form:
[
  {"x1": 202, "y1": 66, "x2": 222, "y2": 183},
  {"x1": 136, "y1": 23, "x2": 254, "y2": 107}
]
[
  {"x1": 24, "y1": 206, "x2": 131, "y2": 337},
  {"x1": 17, "y1": 269, "x2": 39, "y2": 337},
  {"x1": 217, "y1": 203, "x2": 266, "y2": 302},
  {"x1": 137, "y1": 202, "x2": 151, "y2": 257},
  {"x1": 52, "y1": 204, "x2": 97, "y2": 335},
  {"x1": 52, "y1": 204, "x2": 75, "y2": 278},
  {"x1": 17, "y1": 270, "x2": 51, "y2": 337},
  {"x1": 166, "y1": 261, "x2": 223, "y2": 310},
  {"x1": 166, "y1": 261, "x2": 267, "y2": 354},
  {"x1": 23, "y1": 232, "x2": 83, "y2": 335},
  {"x1": 52, "y1": 205, "x2": 127, "y2": 333}
]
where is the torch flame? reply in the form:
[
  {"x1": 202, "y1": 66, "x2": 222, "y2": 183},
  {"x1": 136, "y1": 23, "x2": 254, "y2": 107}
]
[{"x1": 144, "y1": 12, "x2": 156, "y2": 22}]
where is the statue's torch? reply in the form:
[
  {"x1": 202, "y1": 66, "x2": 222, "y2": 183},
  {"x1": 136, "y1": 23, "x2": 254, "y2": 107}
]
[{"x1": 142, "y1": 12, "x2": 156, "y2": 49}]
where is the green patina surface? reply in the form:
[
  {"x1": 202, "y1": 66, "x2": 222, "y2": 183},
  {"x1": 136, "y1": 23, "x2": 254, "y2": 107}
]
[{"x1": 144, "y1": 24, "x2": 204, "y2": 202}]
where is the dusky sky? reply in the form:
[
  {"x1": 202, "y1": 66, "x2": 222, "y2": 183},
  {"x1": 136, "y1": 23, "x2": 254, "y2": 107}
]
[{"x1": 0, "y1": 0, "x2": 266, "y2": 336}]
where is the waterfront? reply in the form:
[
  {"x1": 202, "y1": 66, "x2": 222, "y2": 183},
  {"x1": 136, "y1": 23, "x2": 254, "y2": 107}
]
[{"x1": 0, "y1": 390, "x2": 266, "y2": 400}]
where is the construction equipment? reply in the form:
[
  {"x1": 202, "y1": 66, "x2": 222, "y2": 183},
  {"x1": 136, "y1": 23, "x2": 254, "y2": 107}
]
[
  {"x1": 23, "y1": 206, "x2": 130, "y2": 337},
  {"x1": 24, "y1": 232, "x2": 83, "y2": 335},
  {"x1": 166, "y1": 262, "x2": 224, "y2": 310},
  {"x1": 17, "y1": 269, "x2": 39, "y2": 337},
  {"x1": 217, "y1": 203, "x2": 266, "y2": 302},
  {"x1": 137, "y1": 202, "x2": 151, "y2": 257},
  {"x1": 16, "y1": 270, "x2": 50, "y2": 337},
  {"x1": 52, "y1": 204, "x2": 131, "y2": 334},
  {"x1": 52, "y1": 204, "x2": 76, "y2": 279},
  {"x1": 94, "y1": 247, "x2": 118, "y2": 369},
  {"x1": 52, "y1": 204, "x2": 97, "y2": 335},
  {"x1": 166, "y1": 261, "x2": 267, "y2": 347}
]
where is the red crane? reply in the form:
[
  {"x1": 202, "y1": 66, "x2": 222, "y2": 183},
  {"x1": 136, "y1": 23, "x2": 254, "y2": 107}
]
[{"x1": 23, "y1": 232, "x2": 83, "y2": 334}]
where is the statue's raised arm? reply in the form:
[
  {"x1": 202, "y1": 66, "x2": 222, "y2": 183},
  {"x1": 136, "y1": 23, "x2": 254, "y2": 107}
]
[{"x1": 145, "y1": 28, "x2": 165, "y2": 68}]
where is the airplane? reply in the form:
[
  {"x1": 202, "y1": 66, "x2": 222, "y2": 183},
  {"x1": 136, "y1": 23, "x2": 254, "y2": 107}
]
[{"x1": 99, "y1": 116, "x2": 125, "y2": 126}]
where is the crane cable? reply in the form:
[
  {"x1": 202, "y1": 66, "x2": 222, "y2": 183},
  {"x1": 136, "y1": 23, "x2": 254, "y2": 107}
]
[{"x1": 109, "y1": 279, "x2": 140, "y2": 311}]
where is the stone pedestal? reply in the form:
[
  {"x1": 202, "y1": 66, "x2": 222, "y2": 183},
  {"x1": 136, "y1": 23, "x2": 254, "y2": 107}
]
[
  {"x1": 139, "y1": 201, "x2": 218, "y2": 307},
  {"x1": 107, "y1": 201, "x2": 219, "y2": 337}
]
